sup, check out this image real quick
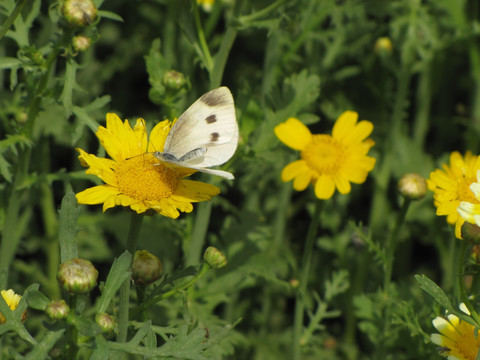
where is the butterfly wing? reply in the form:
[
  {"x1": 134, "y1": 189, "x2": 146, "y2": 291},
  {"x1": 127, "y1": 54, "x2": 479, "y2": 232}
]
[{"x1": 163, "y1": 87, "x2": 238, "y2": 167}]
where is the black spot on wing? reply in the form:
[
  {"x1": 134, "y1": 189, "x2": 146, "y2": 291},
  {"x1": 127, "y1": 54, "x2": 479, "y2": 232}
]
[
  {"x1": 200, "y1": 90, "x2": 228, "y2": 107},
  {"x1": 205, "y1": 114, "x2": 217, "y2": 124},
  {"x1": 210, "y1": 132, "x2": 220, "y2": 142}
]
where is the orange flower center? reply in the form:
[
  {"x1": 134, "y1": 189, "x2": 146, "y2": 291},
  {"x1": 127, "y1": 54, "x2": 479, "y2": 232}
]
[
  {"x1": 115, "y1": 156, "x2": 179, "y2": 201},
  {"x1": 458, "y1": 176, "x2": 480, "y2": 204},
  {"x1": 301, "y1": 134, "x2": 345, "y2": 176}
]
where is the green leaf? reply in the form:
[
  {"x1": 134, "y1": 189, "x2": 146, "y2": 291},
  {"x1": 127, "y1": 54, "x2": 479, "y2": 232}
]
[
  {"x1": 67, "y1": 313, "x2": 101, "y2": 337},
  {"x1": 415, "y1": 274, "x2": 455, "y2": 313},
  {"x1": 96, "y1": 251, "x2": 132, "y2": 314},
  {"x1": 25, "y1": 289, "x2": 50, "y2": 311},
  {"x1": 58, "y1": 192, "x2": 80, "y2": 263},
  {"x1": 90, "y1": 335, "x2": 110, "y2": 360},
  {"x1": 59, "y1": 58, "x2": 83, "y2": 116},
  {"x1": 98, "y1": 10, "x2": 124, "y2": 22},
  {"x1": 0, "y1": 56, "x2": 21, "y2": 69},
  {"x1": 23, "y1": 329, "x2": 65, "y2": 360},
  {"x1": 0, "y1": 153, "x2": 12, "y2": 182}
]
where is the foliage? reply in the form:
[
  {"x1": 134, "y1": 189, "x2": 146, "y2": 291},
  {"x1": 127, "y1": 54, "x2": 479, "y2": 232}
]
[{"x1": 1, "y1": 0, "x2": 480, "y2": 359}]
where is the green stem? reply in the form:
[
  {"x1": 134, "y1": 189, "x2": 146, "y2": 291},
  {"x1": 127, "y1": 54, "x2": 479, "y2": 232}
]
[
  {"x1": 0, "y1": 0, "x2": 29, "y2": 41},
  {"x1": 293, "y1": 199, "x2": 323, "y2": 360},
  {"x1": 131, "y1": 262, "x2": 212, "y2": 317},
  {"x1": 192, "y1": 0, "x2": 213, "y2": 72},
  {"x1": 457, "y1": 239, "x2": 480, "y2": 325},
  {"x1": 186, "y1": 202, "x2": 212, "y2": 267},
  {"x1": 65, "y1": 295, "x2": 79, "y2": 360},
  {"x1": 117, "y1": 213, "x2": 144, "y2": 347},
  {"x1": 383, "y1": 198, "x2": 411, "y2": 290}
]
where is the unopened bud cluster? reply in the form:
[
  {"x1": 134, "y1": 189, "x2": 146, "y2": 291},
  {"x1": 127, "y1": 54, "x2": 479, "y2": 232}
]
[
  {"x1": 62, "y1": 0, "x2": 98, "y2": 27},
  {"x1": 57, "y1": 258, "x2": 98, "y2": 294},
  {"x1": 398, "y1": 173, "x2": 427, "y2": 200},
  {"x1": 203, "y1": 247, "x2": 227, "y2": 269},
  {"x1": 96, "y1": 312, "x2": 116, "y2": 333},
  {"x1": 131, "y1": 250, "x2": 163, "y2": 286},
  {"x1": 46, "y1": 300, "x2": 70, "y2": 320}
]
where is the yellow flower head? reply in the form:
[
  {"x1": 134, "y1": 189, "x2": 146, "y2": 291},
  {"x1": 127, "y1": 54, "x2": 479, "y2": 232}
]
[
  {"x1": 75, "y1": 113, "x2": 220, "y2": 219},
  {"x1": 431, "y1": 304, "x2": 480, "y2": 360},
  {"x1": 274, "y1": 111, "x2": 376, "y2": 200},
  {"x1": 427, "y1": 151, "x2": 480, "y2": 239},
  {"x1": 0, "y1": 289, "x2": 22, "y2": 323}
]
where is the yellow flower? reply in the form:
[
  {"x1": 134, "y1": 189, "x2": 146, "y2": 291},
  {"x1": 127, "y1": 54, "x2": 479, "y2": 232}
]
[
  {"x1": 76, "y1": 113, "x2": 220, "y2": 219},
  {"x1": 0, "y1": 289, "x2": 22, "y2": 323},
  {"x1": 431, "y1": 304, "x2": 480, "y2": 360},
  {"x1": 197, "y1": 0, "x2": 214, "y2": 11},
  {"x1": 427, "y1": 151, "x2": 480, "y2": 239},
  {"x1": 274, "y1": 111, "x2": 376, "y2": 200}
]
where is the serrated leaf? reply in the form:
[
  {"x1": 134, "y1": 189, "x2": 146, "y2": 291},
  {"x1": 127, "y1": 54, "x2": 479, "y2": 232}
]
[
  {"x1": 0, "y1": 154, "x2": 12, "y2": 182},
  {"x1": 90, "y1": 335, "x2": 110, "y2": 360},
  {"x1": 58, "y1": 192, "x2": 80, "y2": 263},
  {"x1": 96, "y1": 251, "x2": 132, "y2": 314}
]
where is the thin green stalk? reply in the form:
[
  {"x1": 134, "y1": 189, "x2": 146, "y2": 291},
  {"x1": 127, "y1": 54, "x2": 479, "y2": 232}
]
[
  {"x1": 131, "y1": 262, "x2": 212, "y2": 316},
  {"x1": 293, "y1": 199, "x2": 323, "y2": 360},
  {"x1": 383, "y1": 198, "x2": 411, "y2": 290},
  {"x1": 0, "y1": 0, "x2": 29, "y2": 41},
  {"x1": 186, "y1": 201, "x2": 212, "y2": 267},
  {"x1": 457, "y1": 239, "x2": 480, "y2": 326},
  {"x1": 192, "y1": 0, "x2": 213, "y2": 72},
  {"x1": 117, "y1": 213, "x2": 144, "y2": 347},
  {"x1": 65, "y1": 295, "x2": 79, "y2": 360}
]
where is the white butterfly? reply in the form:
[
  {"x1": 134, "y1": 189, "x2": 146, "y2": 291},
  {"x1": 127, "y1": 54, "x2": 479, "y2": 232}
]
[{"x1": 153, "y1": 87, "x2": 238, "y2": 180}]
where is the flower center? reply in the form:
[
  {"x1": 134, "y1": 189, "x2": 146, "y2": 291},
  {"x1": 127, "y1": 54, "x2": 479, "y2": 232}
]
[
  {"x1": 458, "y1": 176, "x2": 480, "y2": 204},
  {"x1": 116, "y1": 156, "x2": 179, "y2": 201},
  {"x1": 301, "y1": 134, "x2": 344, "y2": 177}
]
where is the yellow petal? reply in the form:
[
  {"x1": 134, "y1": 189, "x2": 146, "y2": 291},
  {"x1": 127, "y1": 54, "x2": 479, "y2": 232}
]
[
  {"x1": 172, "y1": 180, "x2": 220, "y2": 202},
  {"x1": 281, "y1": 160, "x2": 309, "y2": 182},
  {"x1": 332, "y1": 111, "x2": 358, "y2": 140},
  {"x1": 148, "y1": 120, "x2": 171, "y2": 153},
  {"x1": 76, "y1": 185, "x2": 120, "y2": 205},
  {"x1": 293, "y1": 170, "x2": 311, "y2": 191},
  {"x1": 133, "y1": 119, "x2": 149, "y2": 155},
  {"x1": 314, "y1": 175, "x2": 335, "y2": 199},
  {"x1": 341, "y1": 120, "x2": 374, "y2": 145},
  {"x1": 334, "y1": 174, "x2": 351, "y2": 194},
  {"x1": 275, "y1": 118, "x2": 312, "y2": 151},
  {"x1": 76, "y1": 148, "x2": 118, "y2": 186}
]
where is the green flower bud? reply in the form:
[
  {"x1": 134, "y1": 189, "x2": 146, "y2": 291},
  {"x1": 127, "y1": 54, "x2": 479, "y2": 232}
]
[
  {"x1": 462, "y1": 222, "x2": 480, "y2": 243},
  {"x1": 162, "y1": 70, "x2": 187, "y2": 90},
  {"x1": 46, "y1": 300, "x2": 70, "y2": 320},
  {"x1": 95, "y1": 312, "x2": 116, "y2": 333},
  {"x1": 62, "y1": 0, "x2": 98, "y2": 27},
  {"x1": 131, "y1": 250, "x2": 163, "y2": 286},
  {"x1": 72, "y1": 35, "x2": 91, "y2": 52},
  {"x1": 398, "y1": 173, "x2": 427, "y2": 200},
  {"x1": 57, "y1": 258, "x2": 98, "y2": 294},
  {"x1": 203, "y1": 247, "x2": 227, "y2": 269}
]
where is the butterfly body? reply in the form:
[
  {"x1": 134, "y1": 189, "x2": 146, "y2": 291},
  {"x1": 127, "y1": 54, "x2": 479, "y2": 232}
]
[{"x1": 153, "y1": 87, "x2": 238, "y2": 180}]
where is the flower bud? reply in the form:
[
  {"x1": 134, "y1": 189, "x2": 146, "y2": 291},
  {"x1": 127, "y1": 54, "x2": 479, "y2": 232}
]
[
  {"x1": 46, "y1": 300, "x2": 70, "y2": 320},
  {"x1": 203, "y1": 247, "x2": 227, "y2": 269},
  {"x1": 131, "y1": 250, "x2": 163, "y2": 286},
  {"x1": 0, "y1": 289, "x2": 24, "y2": 323},
  {"x1": 374, "y1": 37, "x2": 393, "y2": 55},
  {"x1": 462, "y1": 222, "x2": 480, "y2": 243},
  {"x1": 398, "y1": 173, "x2": 427, "y2": 200},
  {"x1": 197, "y1": 0, "x2": 215, "y2": 12},
  {"x1": 62, "y1": 0, "x2": 98, "y2": 27},
  {"x1": 162, "y1": 70, "x2": 187, "y2": 90},
  {"x1": 95, "y1": 312, "x2": 116, "y2": 333},
  {"x1": 57, "y1": 258, "x2": 98, "y2": 294},
  {"x1": 73, "y1": 35, "x2": 91, "y2": 52}
]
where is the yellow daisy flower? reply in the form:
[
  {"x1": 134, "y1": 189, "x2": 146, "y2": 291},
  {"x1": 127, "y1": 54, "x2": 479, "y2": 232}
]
[
  {"x1": 76, "y1": 113, "x2": 220, "y2": 219},
  {"x1": 0, "y1": 289, "x2": 22, "y2": 324},
  {"x1": 431, "y1": 304, "x2": 480, "y2": 360},
  {"x1": 427, "y1": 151, "x2": 480, "y2": 239},
  {"x1": 274, "y1": 111, "x2": 376, "y2": 200}
]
